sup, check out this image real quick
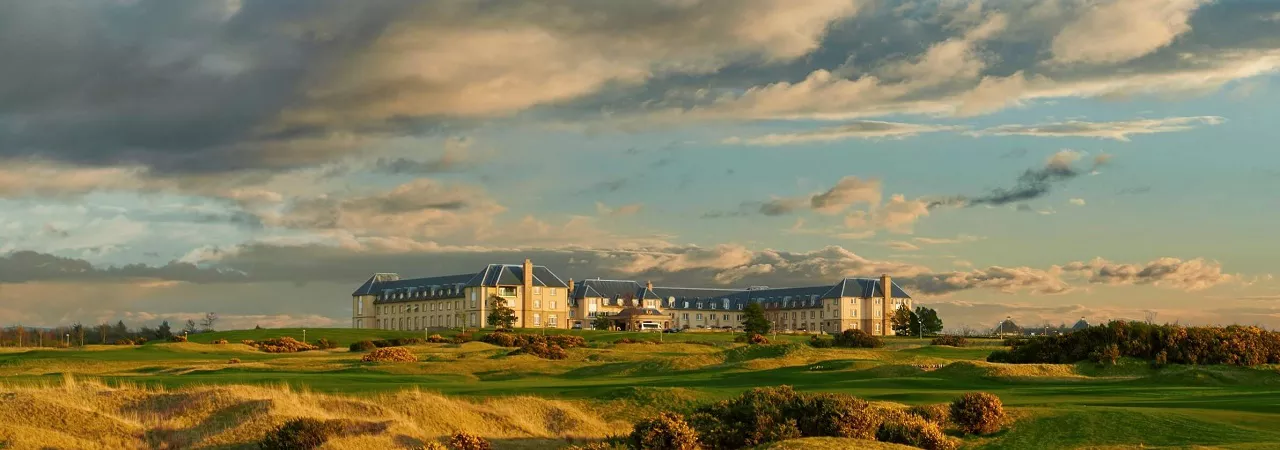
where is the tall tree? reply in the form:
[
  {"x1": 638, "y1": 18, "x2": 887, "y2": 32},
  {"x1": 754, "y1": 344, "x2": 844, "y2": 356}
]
[
  {"x1": 915, "y1": 306, "x2": 944, "y2": 336},
  {"x1": 741, "y1": 303, "x2": 771, "y2": 335},
  {"x1": 72, "y1": 322, "x2": 84, "y2": 346},
  {"x1": 592, "y1": 315, "x2": 613, "y2": 331},
  {"x1": 890, "y1": 306, "x2": 913, "y2": 335},
  {"x1": 487, "y1": 296, "x2": 517, "y2": 330},
  {"x1": 156, "y1": 321, "x2": 173, "y2": 340},
  {"x1": 112, "y1": 320, "x2": 129, "y2": 340},
  {"x1": 183, "y1": 319, "x2": 198, "y2": 335},
  {"x1": 200, "y1": 312, "x2": 218, "y2": 332}
]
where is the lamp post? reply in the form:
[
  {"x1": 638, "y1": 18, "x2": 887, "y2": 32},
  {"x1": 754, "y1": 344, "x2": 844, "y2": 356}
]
[
  {"x1": 302, "y1": 329, "x2": 307, "y2": 343},
  {"x1": 65, "y1": 333, "x2": 70, "y2": 347}
]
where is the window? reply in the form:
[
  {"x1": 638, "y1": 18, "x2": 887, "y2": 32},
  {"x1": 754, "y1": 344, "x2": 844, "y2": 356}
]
[
  {"x1": 549, "y1": 288, "x2": 558, "y2": 296},
  {"x1": 549, "y1": 315, "x2": 557, "y2": 327},
  {"x1": 357, "y1": 300, "x2": 363, "y2": 315},
  {"x1": 455, "y1": 301, "x2": 461, "y2": 310},
  {"x1": 534, "y1": 299, "x2": 541, "y2": 308},
  {"x1": 874, "y1": 322, "x2": 882, "y2": 333},
  {"x1": 851, "y1": 309, "x2": 858, "y2": 318},
  {"x1": 710, "y1": 303, "x2": 716, "y2": 310},
  {"x1": 534, "y1": 313, "x2": 542, "y2": 326},
  {"x1": 874, "y1": 309, "x2": 882, "y2": 318},
  {"x1": 533, "y1": 286, "x2": 542, "y2": 294},
  {"x1": 550, "y1": 300, "x2": 557, "y2": 310},
  {"x1": 810, "y1": 311, "x2": 816, "y2": 319},
  {"x1": 470, "y1": 312, "x2": 478, "y2": 327},
  {"x1": 500, "y1": 286, "x2": 517, "y2": 296},
  {"x1": 682, "y1": 313, "x2": 689, "y2": 320},
  {"x1": 723, "y1": 299, "x2": 730, "y2": 309},
  {"x1": 723, "y1": 314, "x2": 729, "y2": 320},
  {"x1": 696, "y1": 313, "x2": 703, "y2": 321},
  {"x1": 470, "y1": 291, "x2": 477, "y2": 307}
]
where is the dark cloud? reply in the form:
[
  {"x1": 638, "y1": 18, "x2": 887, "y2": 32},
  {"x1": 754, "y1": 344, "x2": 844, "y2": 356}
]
[
  {"x1": 589, "y1": 178, "x2": 630, "y2": 193},
  {"x1": 930, "y1": 151, "x2": 1109, "y2": 209},
  {"x1": 0, "y1": 251, "x2": 247, "y2": 283},
  {"x1": 372, "y1": 154, "x2": 468, "y2": 175},
  {"x1": 707, "y1": 176, "x2": 881, "y2": 218},
  {"x1": 1117, "y1": 186, "x2": 1153, "y2": 195}
]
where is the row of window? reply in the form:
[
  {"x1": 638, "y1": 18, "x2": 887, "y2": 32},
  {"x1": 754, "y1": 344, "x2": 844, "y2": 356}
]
[{"x1": 381, "y1": 313, "x2": 479, "y2": 330}]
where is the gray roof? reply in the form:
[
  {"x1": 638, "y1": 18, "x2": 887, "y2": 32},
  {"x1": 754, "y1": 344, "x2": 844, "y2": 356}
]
[
  {"x1": 1071, "y1": 319, "x2": 1091, "y2": 330},
  {"x1": 353, "y1": 262, "x2": 568, "y2": 303},
  {"x1": 573, "y1": 277, "x2": 913, "y2": 311}
]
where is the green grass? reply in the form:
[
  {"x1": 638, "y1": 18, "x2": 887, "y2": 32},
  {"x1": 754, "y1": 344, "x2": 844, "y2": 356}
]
[{"x1": 6, "y1": 328, "x2": 1280, "y2": 449}]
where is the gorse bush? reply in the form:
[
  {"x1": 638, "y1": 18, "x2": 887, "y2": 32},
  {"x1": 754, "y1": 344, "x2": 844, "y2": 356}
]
[
  {"x1": 833, "y1": 329, "x2": 883, "y2": 348},
  {"x1": 875, "y1": 414, "x2": 956, "y2": 450},
  {"x1": 242, "y1": 339, "x2": 256, "y2": 346},
  {"x1": 349, "y1": 340, "x2": 376, "y2": 352},
  {"x1": 482, "y1": 332, "x2": 585, "y2": 359},
  {"x1": 228, "y1": 358, "x2": 241, "y2": 364},
  {"x1": 807, "y1": 335, "x2": 834, "y2": 348},
  {"x1": 686, "y1": 386, "x2": 880, "y2": 448},
  {"x1": 950, "y1": 392, "x2": 1005, "y2": 435},
  {"x1": 628, "y1": 412, "x2": 701, "y2": 450},
  {"x1": 313, "y1": 338, "x2": 337, "y2": 349},
  {"x1": 258, "y1": 418, "x2": 386, "y2": 450},
  {"x1": 447, "y1": 432, "x2": 492, "y2": 450},
  {"x1": 930, "y1": 335, "x2": 968, "y2": 347},
  {"x1": 361, "y1": 347, "x2": 417, "y2": 363},
  {"x1": 427, "y1": 334, "x2": 448, "y2": 343},
  {"x1": 114, "y1": 339, "x2": 136, "y2": 345},
  {"x1": 907, "y1": 403, "x2": 950, "y2": 424},
  {"x1": 733, "y1": 333, "x2": 769, "y2": 345},
  {"x1": 253, "y1": 337, "x2": 318, "y2": 353},
  {"x1": 987, "y1": 322, "x2": 1280, "y2": 366},
  {"x1": 211, "y1": 339, "x2": 229, "y2": 345},
  {"x1": 453, "y1": 332, "x2": 474, "y2": 344}
]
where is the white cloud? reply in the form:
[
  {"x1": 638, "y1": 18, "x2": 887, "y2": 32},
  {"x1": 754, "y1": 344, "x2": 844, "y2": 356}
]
[
  {"x1": 721, "y1": 120, "x2": 965, "y2": 145},
  {"x1": 1049, "y1": 0, "x2": 1211, "y2": 65},
  {"x1": 1069, "y1": 198, "x2": 1086, "y2": 206},
  {"x1": 969, "y1": 116, "x2": 1225, "y2": 141}
]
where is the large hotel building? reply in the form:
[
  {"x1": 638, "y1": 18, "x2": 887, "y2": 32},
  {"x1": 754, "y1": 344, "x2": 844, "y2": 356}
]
[{"x1": 351, "y1": 259, "x2": 913, "y2": 335}]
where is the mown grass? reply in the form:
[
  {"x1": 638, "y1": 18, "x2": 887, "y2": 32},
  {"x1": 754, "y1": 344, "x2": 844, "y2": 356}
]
[{"x1": 3, "y1": 328, "x2": 1279, "y2": 449}]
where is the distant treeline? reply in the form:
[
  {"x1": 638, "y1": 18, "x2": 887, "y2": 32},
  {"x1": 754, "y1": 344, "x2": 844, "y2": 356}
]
[
  {"x1": 1, "y1": 313, "x2": 221, "y2": 347},
  {"x1": 989, "y1": 321, "x2": 1280, "y2": 366}
]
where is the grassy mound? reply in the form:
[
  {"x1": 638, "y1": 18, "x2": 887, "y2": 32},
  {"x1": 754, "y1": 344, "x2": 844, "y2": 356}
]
[{"x1": 0, "y1": 377, "x2": 623, "y2": 449}]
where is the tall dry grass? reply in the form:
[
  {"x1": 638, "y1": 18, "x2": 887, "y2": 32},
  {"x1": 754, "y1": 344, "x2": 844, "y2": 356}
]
[{"x1": 0, "y1": 375, "x2": 625, "y2": 449}]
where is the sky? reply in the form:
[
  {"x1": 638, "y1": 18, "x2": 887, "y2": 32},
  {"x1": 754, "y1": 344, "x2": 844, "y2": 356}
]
[{"x1": 1, "y1": 0, "x2": 1279, "y2": 331}]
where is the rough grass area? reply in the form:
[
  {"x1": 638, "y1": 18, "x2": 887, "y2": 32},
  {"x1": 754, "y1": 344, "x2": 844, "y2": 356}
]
[{"x1": 2, "y1": 329, "x2": 1278, "y2": 449}]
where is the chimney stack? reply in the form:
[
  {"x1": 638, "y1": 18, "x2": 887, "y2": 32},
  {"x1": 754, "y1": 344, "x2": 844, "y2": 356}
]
[
  {"x1": 881, "y1": 274, "x2": 892, "y2": 336},
  {"x1": 646, "y1": 280, "x2": 653, "y2": 291},
  {"x1": 522, "y1": 259, "x2": 534, "y2": 328},
  {"x1": 569, "y1": 278, "x2": 575, "y2": 292}
]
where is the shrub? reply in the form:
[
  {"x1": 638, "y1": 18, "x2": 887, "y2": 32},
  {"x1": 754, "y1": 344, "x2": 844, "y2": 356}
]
[
  {"x1": 563, "y1": 443, "x2": 624, "y2": 450},
  {"x1": 314, "y1": 338, "x2": 338, "y2": 349},
  {"x1": 136, "y1": 337, "x2": 148, "y2": 344},
  {"x1": 211, "y1": 339, "x2": 229, "y2": 345},
  {"x1": 907, "y1": 403, "x2": 950, "y2": 424},
  {"x1": 628, "y1": 412, "x2": 702, "y2": 450},
  {"x1": 453, "y1": 332, "x2": 474, "y2": 344},
  {"x1": 1154, "y1": 349, "x2": 1169, "y2": 367},
  {"x1": 168, "y1": 335, "x2": 188, "y2": 343},
  {"x1": 930, "y1": 335, "x2": 968, "y2": 347},
  {"x1": 794, "y1": 393, "x2": 877, "y2": 439},
  {"x1": 950, "y1": 392, "x2": 1005, "y2": 435},
  {"x1": 483, "y1": 332, "x2": 520, "y2": 347},
  {"x1": 615, "y1": 338, "x2": 639, "y2": 345},
  {"x1": 427, "y1": 334, "x2": 448, "y2": 343},
  {"x1": 808, "y1": 335, "x2": 834, "y2": 348},
  {"x1": 349, "y1": 340, "x2": 376, "y2": 352},
  {"x1": 421, "y1": 442, "x2": 448, "y2": 450},
  {"x1": 833, "y1": 329, "x2": 883, "y2": 348},
  {"x1": 734, "y1": 333, "x2": 768, "y2": 345},
  {"x1": 401, "y1": 337, "x2": 426, "y2": 345},
  {"x1": 114, "y1": 339, "x2": 135, "y2": 345},
  {"x1": 228, "y1": 358, "x2": 241, "y2": 364},
  {"x1": 875, "y1": 414, "x2": 956, "y2": 450},
  {"x1": 447, "y1": 432, "x2": 492, "y2": 450},
  {"x1": 258, "y1": 418, "x2": 337, "y2": 450},
  {"x1": 253, "y1": 337, "x2": 319, "y2": 353},
  {"x1": 1091, "y1": 343, "x2": 1121, "y2": 365},
  {"x1": 549, "y1": 334, "x2": 587, "y2": 349},
  {"x1": 689, "y1": 386, "x2": 802, "y2": 449},
  {"x1": 242, "y1": 339, "x2": 256, "y2": 346},
  {"x1": 361, "y1": 347, "x2": 418, "y2": 363},
  {"x1": 988, "y1": 322, "x2": 1280, "y2": 367}
]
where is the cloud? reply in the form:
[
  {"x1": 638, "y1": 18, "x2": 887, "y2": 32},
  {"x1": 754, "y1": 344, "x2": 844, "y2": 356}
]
[
  {"x1": 1066, "y1": 257, "x2": 1236, "y2": 291},
  {"x1": 913, "y1": 235, "x2": 983, "y2": 245},
  {"x1": 267, "y1": 178, "x2": 505, "y2": 240},
  {"x1": 711, "y1": 176, "x2": 883, "y2": 218},
  {"x1": 721, "y1": 121, "x2": 965, "y2": 146},
  {"x1": 595, "y1": 202, "x2": 643, "y2": 217},
  {"x1": 932, "y1": 150, "x2": 1110, "y2": 208},
  {"x1": 899, "y1": 265, "x2": 1072, "y2": 296},
  {"x1": 0, "y1": 250, "x2": 247, "y2": 284},
  {"x1": 969, "y1": 116, "x2": 1225, "y2": 141},
  {"x1": 886, "y1": 241, "x2": 921, "y2": 251},
  {"x1": 371, "y1": 143, "x2": 472, "y2": 175},
  {"x1": 1069, "y1": 198, "x2": 1086, "y2": 206},
  {"x1": 1049, "y1": 0, "x2": 1210, "y2": 65}
]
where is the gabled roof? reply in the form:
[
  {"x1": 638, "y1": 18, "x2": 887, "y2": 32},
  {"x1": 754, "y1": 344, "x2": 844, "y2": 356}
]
[
  {"x1": 466, "y1": 264, "x2": 568, "y2": 288},
  {"x1": 1071, "y1": 319, "x2": 1090, "y2": 330},
  {"x1": 573, "y1": 279, "x2": 644, "y2": 300}
]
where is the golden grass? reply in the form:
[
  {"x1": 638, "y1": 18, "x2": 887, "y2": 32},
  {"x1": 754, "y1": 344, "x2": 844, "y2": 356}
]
[
  {"x1": 756, "y1": 437, "x2": 919, "y2": 449},
  {"x1": 0, "y1": 376, "x2": 625, "y2": 450}
]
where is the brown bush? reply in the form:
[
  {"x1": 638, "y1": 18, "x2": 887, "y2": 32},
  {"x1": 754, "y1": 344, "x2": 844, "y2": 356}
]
[
  {"x1": 421, "y1": 442, "x2": 448, "y2": 450},
  {"x1": 114, "y1": 339, "x2": 135, "y2": 345},
  {"x1": 168, "y1": 335, "x2": 188, "y2": 342},
  {"x1": 629, "y1": 412, "x2": 702, "y2": 450},
  {"x1": 949, "y1": 392, "x2": 1006, "y2": 435},
  {"x1": 795, "y1": 393, "x2": 877, "y2": 439},
  {"x1": 361, "y1": 347, "x2": 418, "y2": 363},
  {"x1": 258, "y1": 418, "x2": 389, "y2": 450},
  {"x1": 876, "y1": 414, "x2": 956, "y2": 450},
  {"x1": 447, "y1": 432, "x2": 492, "y2": 450},
  {"x1": 907, "y1": 403, "x2": 950, "y2": 424},
  {"x1": 228, "y1": 358, "x2": 241, "y2": 364},
  {"x1": 427, "y1": 334, "x2": 448, "y2": 343},
  {"x1": 689, "y1": 386, "x2": 802, "y2": 449},
  {"x1": 482, "y1": 332, "x2": 520, "y2": 347},
  {"x1": 930, "y1": 335, "x2": 968, "y2": 347},
  {"x1": 314, "y1": 338, "x2": 338, "y2": 349},
  {"x1": 833, "y1": 329, "x2": 883, "y2": 348},
  {"x1": 732, "y1": 333, "x2": 770, "y2": 345},
  {"x1": 241, "y1": 339, "x2": 256, "y2": 346},
  {"x1": 212, "y1": 339, "x2": 229, "y2": 344},
  {"x1": 253, "y1": 337, "x2": 319, "y2": 353},
  {"x1": 453, "y1": 332, "x2": 474, "y2": 344},
  {"x1": 563, "y1": 443, "x2": 624, "y2": 450}
]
